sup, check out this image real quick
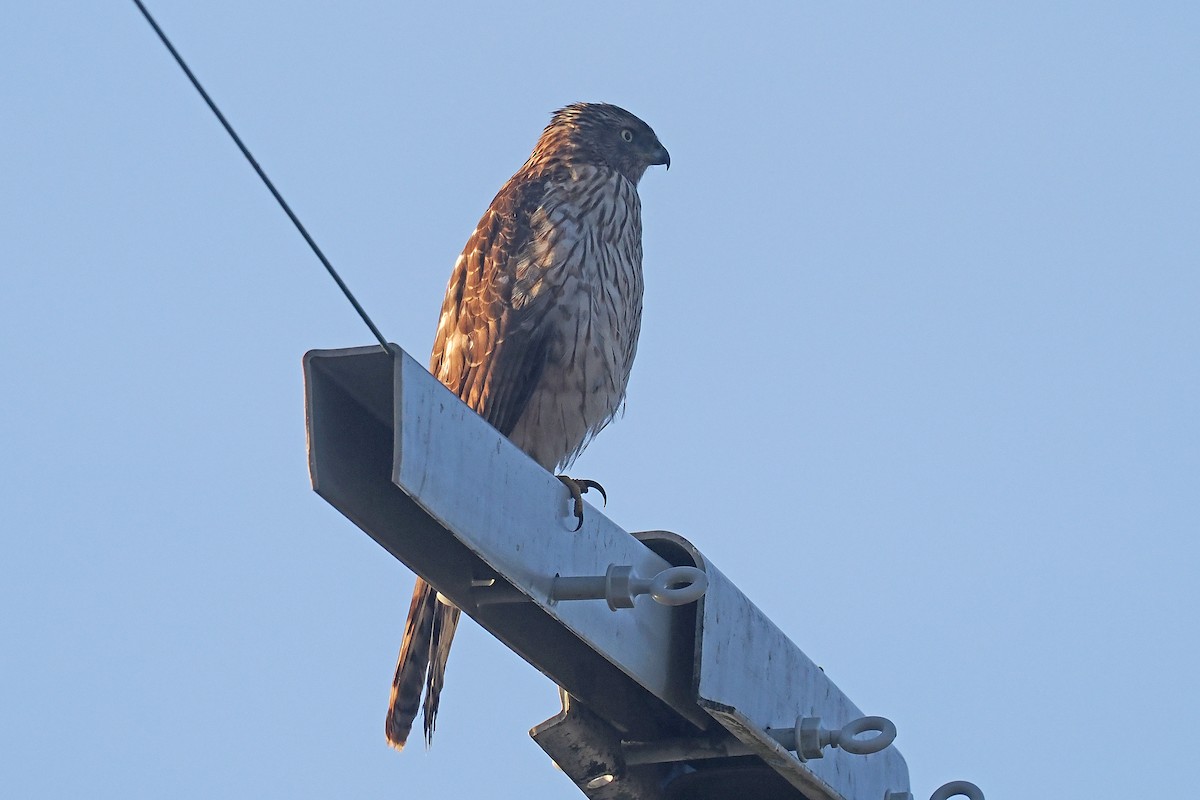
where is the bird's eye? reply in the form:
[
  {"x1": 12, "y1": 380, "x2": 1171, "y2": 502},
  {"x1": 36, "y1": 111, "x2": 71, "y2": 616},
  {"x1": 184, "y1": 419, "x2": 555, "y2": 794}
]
[{"x1": 620, "y1": 129, "x2": 634, "y2": 142}]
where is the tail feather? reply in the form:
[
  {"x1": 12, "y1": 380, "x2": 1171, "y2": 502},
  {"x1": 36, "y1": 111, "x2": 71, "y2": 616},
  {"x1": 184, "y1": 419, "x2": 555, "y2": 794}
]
[
  {"x1": 421, "y1": 600, "x2": 461, "y2": 745},
  {"x1": 385, "y1": 578, "x2": 462, "y2": 751},
  {"x1": 385, "y1": 579, "x2": 436, "y2": 750}
]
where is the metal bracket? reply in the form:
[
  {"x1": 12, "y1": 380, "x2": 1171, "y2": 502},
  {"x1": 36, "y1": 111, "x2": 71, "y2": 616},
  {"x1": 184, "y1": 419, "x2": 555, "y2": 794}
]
[
  {"x1": 784, "y1": 715, "x2": 898, "y2": 760},
  {"x1": 620, "y1": 713, "x2": 895, "y2": 767},
  {"x1": 552, "y1": 564, "x2": 708, "y2": 611},
  {"x1": 530, "y1": 690, "x2": 666, "y2": 800}
]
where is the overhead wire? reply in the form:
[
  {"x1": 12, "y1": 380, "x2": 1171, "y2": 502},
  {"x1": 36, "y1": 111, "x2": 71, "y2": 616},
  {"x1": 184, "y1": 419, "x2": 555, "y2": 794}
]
[{"x1": 131, "y1": 0, "x2": 390, "y2": 353}]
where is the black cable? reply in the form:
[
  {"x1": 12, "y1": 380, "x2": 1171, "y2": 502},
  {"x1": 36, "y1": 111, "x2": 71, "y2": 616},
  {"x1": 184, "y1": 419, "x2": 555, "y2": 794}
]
[{"x1": 131, "y1": 0, "x2": 390, "y2": 353}]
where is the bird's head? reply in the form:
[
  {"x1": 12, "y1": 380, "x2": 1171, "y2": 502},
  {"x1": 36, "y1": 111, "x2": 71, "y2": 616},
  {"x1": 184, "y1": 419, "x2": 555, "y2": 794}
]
[{"x1": 534, "y1": 102, "x2": 670, "y2": 185}]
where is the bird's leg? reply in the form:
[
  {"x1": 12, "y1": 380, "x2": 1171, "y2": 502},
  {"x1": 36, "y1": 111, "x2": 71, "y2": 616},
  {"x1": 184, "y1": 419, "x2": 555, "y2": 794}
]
[{"x1": 556, "y1": 475, "x2": 607, "y2": 531}]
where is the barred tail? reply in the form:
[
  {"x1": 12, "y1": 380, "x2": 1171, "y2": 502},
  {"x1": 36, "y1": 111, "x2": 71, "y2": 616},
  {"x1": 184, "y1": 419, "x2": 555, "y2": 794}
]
[
  {"x1": 385, "y1": 579, "x2": 435, "y2": 750},
  {"x1": 385, "y1": 578, "x2": 461, "y2": 750},
  {"x1": 421, "y1": 598, "x2": 461, "y2": 745}
]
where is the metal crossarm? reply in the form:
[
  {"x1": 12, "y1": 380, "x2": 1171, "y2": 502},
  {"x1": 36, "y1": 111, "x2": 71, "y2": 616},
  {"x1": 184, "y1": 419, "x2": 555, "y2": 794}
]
[{"x1": 304, "y1": 344, "x2": 913, "y2": 799}]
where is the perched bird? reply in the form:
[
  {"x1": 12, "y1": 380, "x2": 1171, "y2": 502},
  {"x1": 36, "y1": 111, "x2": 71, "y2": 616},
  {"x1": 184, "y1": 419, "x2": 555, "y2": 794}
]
[{"x1": 385, "y1": 102, "x2": 669, "y2": 751}]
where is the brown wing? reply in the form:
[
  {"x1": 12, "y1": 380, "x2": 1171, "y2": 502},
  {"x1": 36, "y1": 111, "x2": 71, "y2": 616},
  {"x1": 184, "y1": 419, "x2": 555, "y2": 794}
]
[
  {"x1": 429, "y1": 175, "x2": 553, "y2": 432},
  {"x1": 386, "y1": 175, "x2": 552, "y2": 751}
]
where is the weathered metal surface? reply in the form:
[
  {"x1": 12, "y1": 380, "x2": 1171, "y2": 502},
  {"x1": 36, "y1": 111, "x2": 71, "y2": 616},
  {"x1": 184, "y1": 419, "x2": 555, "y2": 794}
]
[
  {"x1": 696, "y1": 565, "x2": 910, "y2": 799},
  {"x1": 304, "y1": 345, "x2": 705, "y2": 739},
  {"x1": 305, "y1": 345, "x2": 912, "y2": 798},
  {"x1": 530, "y1": 691, "x2": 667, "y2": 800},
  {"x1": 389, "y1": 345, "x2": 708, "y2": 730}
]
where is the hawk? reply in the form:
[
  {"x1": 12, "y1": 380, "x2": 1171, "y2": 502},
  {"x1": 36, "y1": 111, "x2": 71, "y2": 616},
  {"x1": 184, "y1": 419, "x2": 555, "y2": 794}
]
[{"x1": 385, "y1": 102, "x2": 669, "y2": 751}]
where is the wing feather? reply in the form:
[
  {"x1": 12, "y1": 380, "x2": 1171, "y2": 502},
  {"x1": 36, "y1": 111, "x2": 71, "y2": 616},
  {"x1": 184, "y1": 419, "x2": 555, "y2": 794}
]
[{"x1": 429, "y1": 177, "x2": 553, "y2": 435}]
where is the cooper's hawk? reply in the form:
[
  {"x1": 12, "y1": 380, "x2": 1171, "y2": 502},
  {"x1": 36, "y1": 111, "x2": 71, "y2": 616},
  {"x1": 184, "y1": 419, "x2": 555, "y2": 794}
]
[{"x1": 385, "y1": 102, "x2": 669, "y2": 751}]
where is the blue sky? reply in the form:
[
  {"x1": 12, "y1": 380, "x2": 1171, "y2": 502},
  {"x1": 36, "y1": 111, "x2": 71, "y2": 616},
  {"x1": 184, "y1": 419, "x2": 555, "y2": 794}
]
[{"x1": 3, "y1": 2, "x2": 1197, "y2": 798}]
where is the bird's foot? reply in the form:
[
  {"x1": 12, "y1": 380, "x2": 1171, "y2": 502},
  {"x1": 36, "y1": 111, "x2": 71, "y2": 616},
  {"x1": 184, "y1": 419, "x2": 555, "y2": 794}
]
[{"x1": 556, "y1": 475, "x2": 607, "y2": 531}]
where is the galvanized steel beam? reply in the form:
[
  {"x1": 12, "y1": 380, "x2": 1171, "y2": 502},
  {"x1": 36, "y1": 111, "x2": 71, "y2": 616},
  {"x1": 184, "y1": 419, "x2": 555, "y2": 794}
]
[{"x1": 304, "y1": 345, "x2": 912, "y2": 799}]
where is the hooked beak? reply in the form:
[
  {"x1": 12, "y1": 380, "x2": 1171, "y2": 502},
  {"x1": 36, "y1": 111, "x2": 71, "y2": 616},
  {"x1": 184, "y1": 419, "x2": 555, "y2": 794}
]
[{"x1": 652, "y1": 143, "x2": 671, "y2": 170}]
